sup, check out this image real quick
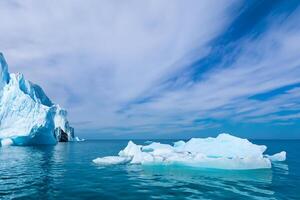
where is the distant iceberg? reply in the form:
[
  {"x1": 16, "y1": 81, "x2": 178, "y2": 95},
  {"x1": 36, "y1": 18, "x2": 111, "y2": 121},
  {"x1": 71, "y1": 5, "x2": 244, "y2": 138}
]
[
  {"x1": 93, "y1": 133, "x2": 286, "y2": 170},
  {"x1": 0, "y1": 53, "x2": 75, "y2": 146}
]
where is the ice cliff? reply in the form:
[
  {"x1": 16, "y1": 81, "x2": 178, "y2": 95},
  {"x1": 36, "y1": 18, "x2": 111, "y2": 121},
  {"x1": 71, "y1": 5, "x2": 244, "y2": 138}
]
[
  {"x1": 0, "y1": 53, "x2": 75, "y2": 146},
  {"x1": 93, "y1": 133, "x2": 286, "y2": 170}
]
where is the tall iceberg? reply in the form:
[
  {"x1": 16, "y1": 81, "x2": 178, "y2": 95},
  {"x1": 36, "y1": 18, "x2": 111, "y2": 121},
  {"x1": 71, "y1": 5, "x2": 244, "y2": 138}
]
[{"x1": 0, "y1": 53, "x2": 75, "y2": 146}]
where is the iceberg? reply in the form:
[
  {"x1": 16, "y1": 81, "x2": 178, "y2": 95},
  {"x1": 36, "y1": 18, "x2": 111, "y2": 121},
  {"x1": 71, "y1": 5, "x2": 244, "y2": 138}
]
[
  {"x1": 93, "y1": 133, "x2": 286, "y2": 170},
  {"x1": 0, "y1": 53, "x2": 75, "y2": 146}
]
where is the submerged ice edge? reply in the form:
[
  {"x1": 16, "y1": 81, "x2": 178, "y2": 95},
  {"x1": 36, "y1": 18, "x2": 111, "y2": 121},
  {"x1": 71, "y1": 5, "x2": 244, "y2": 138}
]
[{"x1": 93, "y1": 133, "x2": 287, "y2": 170}]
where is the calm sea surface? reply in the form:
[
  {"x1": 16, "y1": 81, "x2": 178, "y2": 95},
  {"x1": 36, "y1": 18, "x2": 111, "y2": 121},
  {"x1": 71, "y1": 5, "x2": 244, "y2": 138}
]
[{"x1": 0, "y1": 140, "x2": 299, "y2": 200}]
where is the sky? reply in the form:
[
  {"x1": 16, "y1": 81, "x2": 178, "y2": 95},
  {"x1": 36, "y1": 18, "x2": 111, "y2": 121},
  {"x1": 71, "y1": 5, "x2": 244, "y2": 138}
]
[{"x1": 1, "y1": 0, "x2": 300, "y2": 139}]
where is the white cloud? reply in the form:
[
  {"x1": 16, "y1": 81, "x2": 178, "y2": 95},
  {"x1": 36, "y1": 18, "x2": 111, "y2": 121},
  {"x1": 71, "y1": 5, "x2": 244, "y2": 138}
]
[
  {"x1": 1, "y1": 1, "x2": 299, "y2": 137},
  {"x1": 0, "y1": 0, "x2": 237, "y2": 132},
  {"x1": 121, "y1": 7, "x2": 300, "y2": 132}
]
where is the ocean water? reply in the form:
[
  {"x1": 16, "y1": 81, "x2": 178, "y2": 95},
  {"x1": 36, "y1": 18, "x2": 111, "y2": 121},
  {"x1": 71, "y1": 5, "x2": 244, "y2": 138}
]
[{"x1": 0, "y1": 140, "x2": 299, "y2": 200}]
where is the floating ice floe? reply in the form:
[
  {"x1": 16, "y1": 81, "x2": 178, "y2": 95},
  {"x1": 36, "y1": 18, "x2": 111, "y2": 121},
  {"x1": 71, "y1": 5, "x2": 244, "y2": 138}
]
[
  {"x1": 0, "y1": 53, "x2": 75, "y2": 146},
  {"x1": 74, "y1": 137, "x2": 85, "y2": 142},
  {"x1": 93, "y1": 156, "x2": 131, "y2": 165},
  {"x1": 93, "y1": 133, "x2": 286, "y2": 170}
]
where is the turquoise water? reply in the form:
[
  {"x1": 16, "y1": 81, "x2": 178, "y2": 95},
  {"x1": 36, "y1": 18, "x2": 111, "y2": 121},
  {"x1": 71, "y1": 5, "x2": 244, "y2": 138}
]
[{"x1": 0, "y1": 140, "x2": 299, "y2": 199}]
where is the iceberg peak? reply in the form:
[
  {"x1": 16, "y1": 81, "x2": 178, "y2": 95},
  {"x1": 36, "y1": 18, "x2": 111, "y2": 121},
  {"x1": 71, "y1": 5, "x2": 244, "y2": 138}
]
[{"x1": 0, "y1": 52, "x2": 10, "y2": 89}]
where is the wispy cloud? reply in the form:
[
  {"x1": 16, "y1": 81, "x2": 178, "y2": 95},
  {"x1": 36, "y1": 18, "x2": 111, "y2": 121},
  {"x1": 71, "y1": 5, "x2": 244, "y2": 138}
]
[{"x1": 119, "y1": 2, "x2": 300, "y2": 136}]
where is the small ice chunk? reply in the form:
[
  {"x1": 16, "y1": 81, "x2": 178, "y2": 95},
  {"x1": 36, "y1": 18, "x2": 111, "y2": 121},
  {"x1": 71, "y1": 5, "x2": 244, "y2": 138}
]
[
  {"x1": 74, "y1": 137, "x2": 85, "y2": 142},
  {"x1": 266, "y1": 151, "x2": 286, "y2": 162},
  {"x1": 1, "y1": 138, "x2": 13, "y2": 146},
  {"x1": 93, "y1": 156, "x2": 131, "y2": 165}
]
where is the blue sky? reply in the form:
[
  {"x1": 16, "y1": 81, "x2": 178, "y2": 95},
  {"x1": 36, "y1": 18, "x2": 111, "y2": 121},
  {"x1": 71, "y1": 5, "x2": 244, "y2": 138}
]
[{"x1": 1, "y1": 0, "x2": 300, "y2": 139}]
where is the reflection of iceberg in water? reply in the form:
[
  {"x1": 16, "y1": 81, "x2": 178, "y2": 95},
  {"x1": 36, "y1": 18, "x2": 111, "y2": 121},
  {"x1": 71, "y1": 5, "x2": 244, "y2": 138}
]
[
  {"x1": 0, "y1": 145, "x2": 66, "y2": 198},
  {"x1": 272, "y1": 162, "x2": 289, "y2": 174},
  {"x1": 140, "y1": 165, "x2": 273, "y2": 183},
  {"x1": 120, "y1": 157, "x2": 289, "y2": 199},
  {"x1": 124, "y1": 164, "x2": 279, "y2": 198}
]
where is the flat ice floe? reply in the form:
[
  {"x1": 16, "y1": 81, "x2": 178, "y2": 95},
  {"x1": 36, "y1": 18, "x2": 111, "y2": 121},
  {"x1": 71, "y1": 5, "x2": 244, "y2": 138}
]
[{"x1": 93, "y1": 134, "x2": 286, "y2": 170}]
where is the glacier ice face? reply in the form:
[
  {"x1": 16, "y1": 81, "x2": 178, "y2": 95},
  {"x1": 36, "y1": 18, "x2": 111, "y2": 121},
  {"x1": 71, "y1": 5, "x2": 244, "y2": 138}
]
[
  {"x1": 0, "y1": 53, "x2": 75, "y2": 146},
  {"x1": 93, "y1": 133, "x2": 287, "y2": 170}
]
